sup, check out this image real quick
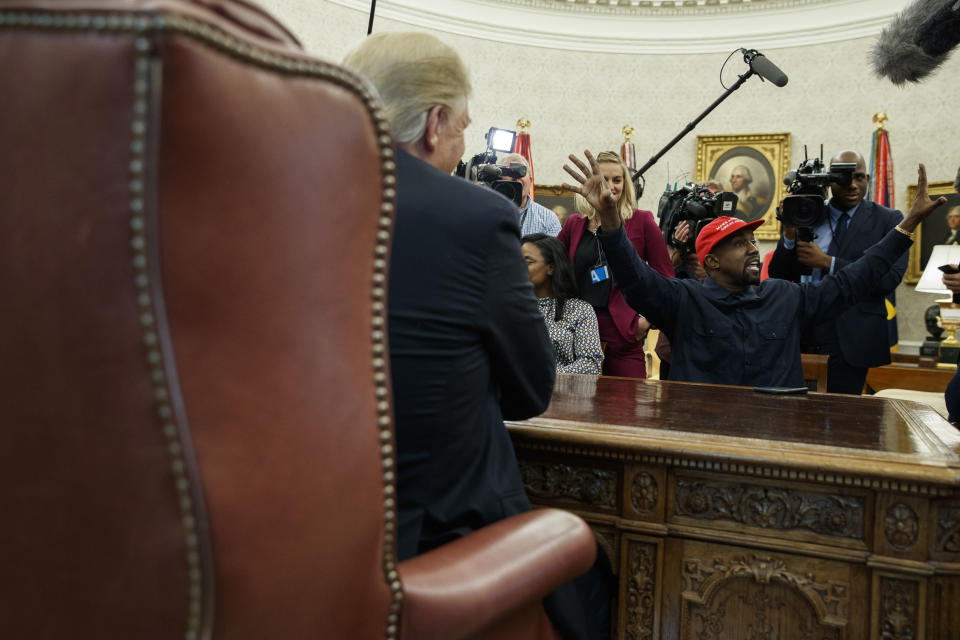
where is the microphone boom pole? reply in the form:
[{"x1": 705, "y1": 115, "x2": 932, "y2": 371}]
[
  {"x1": 632, "y1": 68, "x2": 755, "y2": 197},
  {"x1": 367, "y1": 0, "x2": 377, "y2": 35}
]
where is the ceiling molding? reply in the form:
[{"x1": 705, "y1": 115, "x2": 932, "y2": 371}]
[
  {"x1": 334, "y1": 0, "x2": 912, "y2": 53},
  {"x1": 481, "y1": 0, "x2": 842, "y2": 17}
]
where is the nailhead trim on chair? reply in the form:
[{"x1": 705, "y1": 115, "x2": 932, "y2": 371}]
[{"x1": 1, "y1": 9, "x2": 401, "y2": 640}]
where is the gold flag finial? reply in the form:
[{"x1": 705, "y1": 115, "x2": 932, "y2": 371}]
[
  {"x1": 873, "y1": 112, "x2": 888, "y2": 130},
  {"x1": 621, "y1": 125, "x2": 635, "y2": 142},
  {"x1": 516, "y1": 118, "x2": 531, "y2": 133}
]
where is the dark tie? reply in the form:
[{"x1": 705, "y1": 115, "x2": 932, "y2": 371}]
[{"x1": 831, "y1": 212, "x2": 849, "y2": 251}]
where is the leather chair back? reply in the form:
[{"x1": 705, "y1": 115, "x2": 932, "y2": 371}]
[{"x1": 0, "y1": 1, "x2": 399, "y2": 637}]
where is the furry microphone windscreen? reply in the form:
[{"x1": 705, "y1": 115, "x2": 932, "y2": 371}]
[{"x1": 872, "y1": 0, "x2": 960, "y2": 84}]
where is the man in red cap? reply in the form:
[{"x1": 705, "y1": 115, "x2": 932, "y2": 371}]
[{"x1": 561, "y1": 150, "x2": 946, "y2": 388}]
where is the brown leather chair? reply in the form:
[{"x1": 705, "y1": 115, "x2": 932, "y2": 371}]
[{"x1": 0, "y1": 1, "x2": 596, "y2": 638}]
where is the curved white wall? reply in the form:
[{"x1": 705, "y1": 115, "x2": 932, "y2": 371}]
[{"x1": 263, "y1": 0, "x2": 960, "y2": 342}]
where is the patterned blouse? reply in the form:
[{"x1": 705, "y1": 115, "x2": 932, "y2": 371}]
[{"x1": 537, "y1": 297, "x2": 604, "y2": 375}]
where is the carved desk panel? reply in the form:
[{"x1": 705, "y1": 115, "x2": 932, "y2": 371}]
[{"x1": 507, "y1": 375, "x2": 960, "y2": 640}]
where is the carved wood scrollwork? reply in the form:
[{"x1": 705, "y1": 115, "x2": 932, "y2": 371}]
[
  {"x1": 884, "y1": 504, "x2": 920, "y2": 551},
  {"x1": 674, "y1": 478, "x2": 864, "y2": 539},
  {"x1": 936, "y1": 506, "x2": 960, "y2": 554},
  {"x1": 625, "y1": 541, "x2": 657, "y2": 640},
  {"x1": 630, "y1": 471, "x2": 658, "y2": 514},
  {"x1": 592, "y1": 525, "x2": 619, "y2": 575},
  {"x1": 879, "y1": 577, "x2": 918, "y2": 640},
  {"x1": 682, "y1": 554, "x2": 849, "y2": 628},
  {"x1": 519, "y1": 461, "x2": 617, "y2": 508}
]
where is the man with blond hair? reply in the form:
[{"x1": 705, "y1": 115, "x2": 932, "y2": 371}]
[
  {"x1": 498, "y1": 152, "x2": 561, "y2": 236},
  {"x1": 344, "y1": 33, "x2": 602, "y2": 639}
]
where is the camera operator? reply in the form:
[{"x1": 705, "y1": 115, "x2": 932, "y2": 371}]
[
  {"x1": 344, "y1": 33, "x2": 605, "y2": 640},
  {"x1": 498, "y1": 153, "x2": 562, "y2": 236},
  {"x1": 768, "y1": 150, "x2": 906, "y2": 394},
  {"x1": 562, "y1": 150, "x2": 945, "y2": 388}
]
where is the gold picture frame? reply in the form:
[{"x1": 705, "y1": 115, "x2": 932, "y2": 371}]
[
  {"x1": 904, "y1": 180, "x2": 960, "y2": 283},
  {"x1": 695, "y1": 133, "x2": 791, "y2": 240}
]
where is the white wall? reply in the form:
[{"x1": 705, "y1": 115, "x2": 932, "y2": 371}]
[{"x1": 263, "y1": 0, "x2": 959, "y2": 343}]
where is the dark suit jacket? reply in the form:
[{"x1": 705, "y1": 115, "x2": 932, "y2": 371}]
[
  {"x1": 768, "y1": 199, "x2": 905, "y2": 368},
  {"x1": 390, "y1": 149, "x2": 556, "y2": 560}
]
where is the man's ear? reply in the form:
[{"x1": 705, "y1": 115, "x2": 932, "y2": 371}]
[
  {"x1": 423, "y1": 105, "x2": 445, "y2": 153},
  {"x1": 704, "y1": 254, "x2": 719, "y2": 272}
]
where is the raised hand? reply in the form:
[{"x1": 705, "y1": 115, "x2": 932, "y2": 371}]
[
  {"x1": 902, "y1": 164, "x2": 948, "y2": 232},
  {"x1": 561, "y1": 150, "x2": 621, "y2": 231}
]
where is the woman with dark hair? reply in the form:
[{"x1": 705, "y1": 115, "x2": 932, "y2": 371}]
[{"x1": 522, "y1": 233, "x2": 604, "y2": 375}]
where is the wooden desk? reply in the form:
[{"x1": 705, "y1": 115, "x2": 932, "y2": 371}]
[
  {"x1": 507, "y1": 375, "x2": 960, "y2": 640},
  {"x1": 867, "y1": 362, "x2": 957, "y2": 394}
]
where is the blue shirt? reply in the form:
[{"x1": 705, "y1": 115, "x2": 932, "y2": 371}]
[
  {"x1": 519, "y1": 198, "x2": 562, "y2": 237},
  {"x1": 780, "y1": 200, "x2": 860, "y2": 282},
  {"x1": 598, "y1": 224, "x2": 912, "y2": 387}
]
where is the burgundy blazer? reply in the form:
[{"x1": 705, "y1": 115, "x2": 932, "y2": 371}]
[{"x1": 558, "y1": 210, "x2": 674, "y2": 342}]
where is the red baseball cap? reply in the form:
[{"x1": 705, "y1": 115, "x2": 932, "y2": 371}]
[{"x1": 695, "y1": 216, "x2": 765, "y2": 265}]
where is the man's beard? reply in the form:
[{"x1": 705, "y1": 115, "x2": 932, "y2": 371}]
[{"x1": 742, "y1": 258, "x2": 761, "y2": 285}]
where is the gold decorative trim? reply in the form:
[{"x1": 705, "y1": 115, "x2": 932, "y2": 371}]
[
  {"x1": 0, "y1": 9, "x2": 401, "y2": 639},
  {"x1": 534, "y1": 184, "x2": 577, "y2": 198}
]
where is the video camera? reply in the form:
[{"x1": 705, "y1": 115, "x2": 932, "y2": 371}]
[
  {"x1": 455, "y1": 127, "x2": 526, "y2": 207},
  {"x1": 658, "y1": 183, "x2": 739, "y2": 253},
  {"x1": 778, "y1": 146, "x2": 855, "y2": 274}
]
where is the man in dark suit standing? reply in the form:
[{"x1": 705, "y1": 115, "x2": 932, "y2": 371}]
[
  {"x1": 344, "y1": 33, "x2": 601, "y2": 640},
  {"x1": 769, "y1": 150, "x2": 906, "y2": 394}
]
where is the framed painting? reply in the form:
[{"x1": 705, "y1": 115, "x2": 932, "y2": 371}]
[
  {"x1": 534, "y1": 185, "x2": 577, "y2": 226},
  {"x1": 904, "y1": 180, "x2": 960, "y2": 283},
  {"x1": 695, "y1": 133, "x2": 791, "y2": 240}
]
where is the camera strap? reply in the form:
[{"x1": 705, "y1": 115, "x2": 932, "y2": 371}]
[{"x1": 590, "y1": 229, "x2": 610, "y2": 284}]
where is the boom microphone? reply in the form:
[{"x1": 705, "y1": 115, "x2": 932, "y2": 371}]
[
  {"x1": 742, "y1": 49, "x2": 788, "y2": 87},
  {"x1": 872, "y1": 0, "x2": 960, "y2": 84}
]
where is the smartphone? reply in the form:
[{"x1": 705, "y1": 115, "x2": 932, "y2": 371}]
[{"x1": 753, "y1": 386, "x2": 809, "y2": 395}]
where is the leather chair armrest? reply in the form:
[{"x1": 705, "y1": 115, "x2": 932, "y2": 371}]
[{"x1": 398, "y1": 509, "x2": 596, "y2": 640}]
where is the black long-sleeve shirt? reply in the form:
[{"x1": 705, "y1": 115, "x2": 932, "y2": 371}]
[{"x1": 598, "y1": 225, "x2": 912, "y2": 387}]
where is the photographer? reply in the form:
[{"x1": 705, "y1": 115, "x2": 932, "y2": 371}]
[
  {"x1": 562, "y1": 150, "x2": 945, "y2": 388},
  {"x1": 499, "y1": 153, "x2": 562, "y2": 236},
  {"x1": 768, "y1": 150, "x2": 906, "y2": 394}
]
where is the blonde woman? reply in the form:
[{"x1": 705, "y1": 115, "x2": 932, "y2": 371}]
[{"x1": 557, "y1": 151, "x2": 673, "y2": 378}]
